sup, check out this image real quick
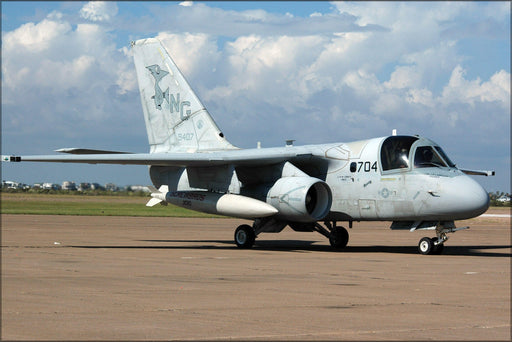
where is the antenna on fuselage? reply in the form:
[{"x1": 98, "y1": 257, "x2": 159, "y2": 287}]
[{"x1": 392, "y1": 129, "x2": 397, "y2": 136}]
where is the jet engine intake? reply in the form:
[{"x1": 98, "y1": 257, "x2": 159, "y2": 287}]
[{"x1": 266, "y1": 177, "x2": 332, "y2": 222}]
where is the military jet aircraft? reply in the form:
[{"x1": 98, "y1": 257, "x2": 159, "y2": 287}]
[{"x1": 3, "y1": 38, "x2": 494, "y2": 255}]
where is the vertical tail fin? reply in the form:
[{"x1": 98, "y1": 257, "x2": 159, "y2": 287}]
[{"x1": 131, "y1": 38, "x2": 237, "y2": 153}]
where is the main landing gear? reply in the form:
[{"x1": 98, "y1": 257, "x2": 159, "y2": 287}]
[
  {"x1": 233, "y1": 220, "x2": 349, "y2": 250},
  {"x1": 234, "y1": 224, "x2": 256, "y2": 248},
  {"x1": 314, "y1": 221, "x2": 349, "y2": 249}
]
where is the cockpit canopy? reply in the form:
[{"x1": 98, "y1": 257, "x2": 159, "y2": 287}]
[{"x1": 380, "y1": 136, "x2": 455, "y2": 172}]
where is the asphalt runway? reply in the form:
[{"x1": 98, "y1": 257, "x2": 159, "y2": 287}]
[{"x1": 2, "y1": 211, "x2": 510, "y2": 340}]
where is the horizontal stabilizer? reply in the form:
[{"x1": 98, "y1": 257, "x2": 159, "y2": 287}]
[
  {"x1": 55, "y1": 148, "x2": 132, "y2": 155},
  {"x1": 2, "y1": 155, "x2": 21, "y2": 162}
]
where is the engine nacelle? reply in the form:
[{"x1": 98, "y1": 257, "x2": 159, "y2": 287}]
[{"x1": 266, "y1": 177, "x2": 332, "y2": 222}]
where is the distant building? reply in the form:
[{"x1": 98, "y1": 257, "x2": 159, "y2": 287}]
[
  {"x1": 43, "y1": 182, "x2": 61, "y2": 190},
  {"x1": 90, "y1": 183, "x2": 104, "y2": 191},
  {"x1": 105, "y1": 183, "x2": 118, "y2": 192},
  {"x1": 20, "y1": 183, "x2": 31, "y2": 190},
  {"x1": 3, "y1": 180, "x2": 19, "y2": 189},
  {"x1": 78, "y1": 183, "x2": 91, "y2": 191},
  {"x1": 62, "y1": 181, "x2": 77, "y2": 191}
]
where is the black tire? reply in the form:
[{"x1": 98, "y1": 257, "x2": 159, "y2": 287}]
[
  {"x1": 329, "y1": 226, "x2": 349, "y2": 249},
  {"x1": 234, "y1": 224, "x2": 255, "y2": 248},
  {"x1": 418, "y1": 237, "x2": 433, "y2": 255}
]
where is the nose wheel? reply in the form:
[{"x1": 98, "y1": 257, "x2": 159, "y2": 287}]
[{"x1": 418, "y1": 237, "x2": 444, "y2": 255}]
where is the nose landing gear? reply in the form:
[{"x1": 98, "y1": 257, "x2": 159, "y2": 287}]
[{"x1": 417, "y1": 222, "x2": 469, "y2": 255}]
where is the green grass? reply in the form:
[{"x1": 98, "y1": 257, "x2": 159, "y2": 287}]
[{"x1": 0, "y1": 193, "x2": 224, "y2": 218}]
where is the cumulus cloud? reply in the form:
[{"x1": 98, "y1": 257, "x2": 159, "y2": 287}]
[
  {"x1": 2, "y1": 9, "x2": 137, "y2": 150},
  {"x1": 80, "y1": 1, "x2": 118, "y2": 22},
  {"x1": 406, "y1": 88, "x2": 434, "y2": 107},
  {"x1": 385, "y1": 66, "x2": 422, "y2": 90},
  {"x1": 442, "y1": 66, "x2": 510, "y2": 107},
  {"x1": 2, "y1": 17, "x2": 71, "y2": 52}
]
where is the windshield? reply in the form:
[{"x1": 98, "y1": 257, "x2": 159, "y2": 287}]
[
  {"x1": 434, "y1": 146, "x2": 456, "y2": 167},
  {"x1": 414, "y1": 146, "x2": 454, "y2": 168}
]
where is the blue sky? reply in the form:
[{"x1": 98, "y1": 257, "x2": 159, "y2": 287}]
[{"x1": 1, "y1": 1, "x2": 510, "y2": 192}]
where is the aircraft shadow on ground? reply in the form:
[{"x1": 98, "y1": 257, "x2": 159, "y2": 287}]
[{"x1": 68, "y1": 240, "x2": 512, "y2": 257}]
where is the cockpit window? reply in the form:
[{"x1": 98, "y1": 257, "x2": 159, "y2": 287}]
[
  {"x1": 380, "y1": 136, "x2": 418, "y2": 171},
  {"x1": 414, "y1": 146, "x2": 448, "y2": 168},
  {"x1": 434, "y1": 146, "x2": 455, "y2": 167}
]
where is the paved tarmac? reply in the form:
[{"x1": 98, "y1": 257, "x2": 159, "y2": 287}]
[{"x1": 1, "y1": 211, "x2": 510, "y2": 340}]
